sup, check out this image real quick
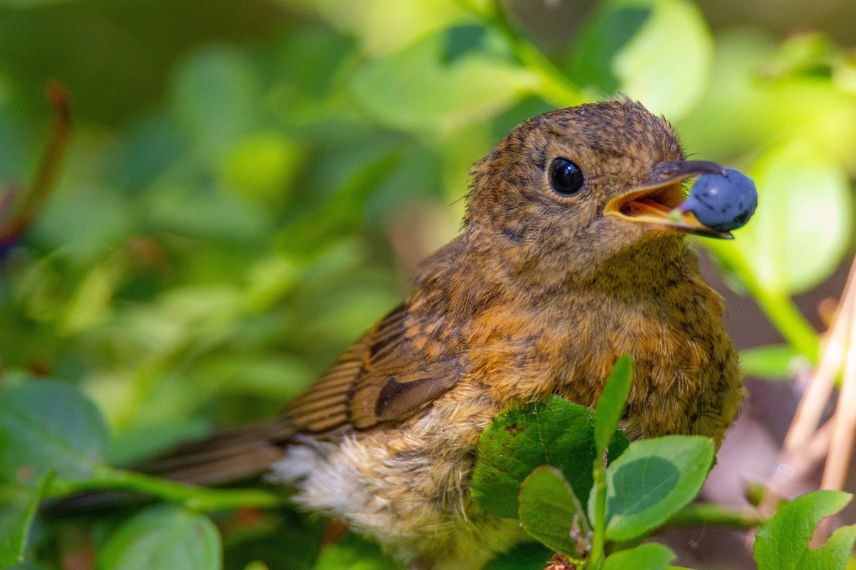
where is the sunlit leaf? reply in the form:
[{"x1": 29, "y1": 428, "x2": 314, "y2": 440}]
[
  {"x1": 755, "y1": 490, "x2": 856, "y2": 570},
  {"x1": 351, "y1": 24, "x2": 537, "y2": 133},
  {"x1": 677, "y1": 31, "x2": 856, "y2": 168},
  {"x1": 602, "y1": 435, "x2": 714, "y2": 541},
  {"x1": 569, "y1": 0, "x2": 713, "y2": 118},
  {"x1": 280, "y1": 0, "x2": 465, "y2": 56},
  {"x1": 60, "y1": 258, "x2": 124, "y2": 334},
  {"x1": 761, "y1": 32, "x2": 835, "y2": 79},
  {"x1": 740, "y1": 344, "x2": 799, "y2": 380},
  {"x1": 221, "y1": 132, "x2": 303, "y2": 205}
]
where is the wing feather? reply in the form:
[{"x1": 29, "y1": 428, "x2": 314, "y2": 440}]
[{"x1": 285, "y1": 303, "x2": 459, "y2": 435}]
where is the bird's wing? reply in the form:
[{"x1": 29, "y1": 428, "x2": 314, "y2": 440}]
[
  {"x1": 285, "y1": 303, "x2": 460, "y2": 435},
  {"x1": 132, "y1": 302, "x2": 459, "y2": 485}
]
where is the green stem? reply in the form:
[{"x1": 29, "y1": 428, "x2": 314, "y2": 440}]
[
  {"x1": 589, "y1": 450, "x2": 608, "y2": 570},
  {"x1": 0, "y1": 83, "x2": 70, "y2": 249},
  {"x1": 49, "y1": 466, "x2": 285, "y2": 513},
  {"x1": 468, "y1": 0, "x2": 586, "y2": 107},
  {"x1": 664, "y1": 503, "x2": 764, "y2": 530},
  {"x1": 704, "y1": 241, "x2": 819, "y2": 362},
  {"x1": 753, "y1": 290, "x2": 819, "y2": 362}
]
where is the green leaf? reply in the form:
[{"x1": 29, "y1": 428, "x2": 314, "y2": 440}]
[
  {"x1": 313, "y1": 533, "x2": 400, "y2": 570},
  {"x1": 519, "y1": 466, "x2": 588, "y2": 558},
  {"x1": 35, "y1": 181, "x2": 135, "y2": 264},
  {"x1": 762, "y1": 32, "x2": 835, "y2": 79},
  {"x1": 172, "y1": 46, "x2": 259, "y2": 162},
  {"x1": 283, "y1": 0, "x2": 464, "y2": 56},
  {"x1": 755, "y1": 490, "x2": 856, "y2": 570},
  {"x1": 706, "y1": 140, "x2": 852, "y2": 296},
  {"x1": 568, "y1": 0, "x2": 712, "y2": 119},
  {"x1": 595, "y1": 355, "x2": 633, "y2": 455},
  {"x1": 0, "y1": 381, "x2": 109, "y2": 483},
  {"x1": 99, "y1": 506, "x2": 221, "y2": 570},
  {"x1": 472, "y1": 396, "x2": 628, "y2": 518},
  {"x1": 351, "y1": 24, "x2": 536, "y2": 133},
  {"x1": 740, "y1": 344, "x2": 799, "y2": 380},
  {"x1": 604, "y1": 543, "x2": 675, "y2": 570},
  {"x1": 484, "y1": 543, "x2": 552, "y2": 570},
  {"x1": 0, "y1": 473, "x2": 52, "y2": 567},
  {"x1": 221, "y1": 132, "x2": 303, "y2": 206},
  {"x1": 602, "y1": 435, "x2": 714, "y2": 541}
]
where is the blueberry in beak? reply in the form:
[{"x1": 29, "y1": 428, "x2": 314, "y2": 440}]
[{"x1": 604, "y1": 160, "x2": 753, "y2": 239}]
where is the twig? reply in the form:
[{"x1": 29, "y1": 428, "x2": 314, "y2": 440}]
[
  {"x1": 663, "y1": 503, "x2": 764, "y2": 530},
  {"x1": 763, "y1": 257, "x2": 856, "y2": 516},
  {"x1": 821, "y1": 277, "x2": 856, "y2": 491},
  {"x1": 783, "y1": 259, "x2": 856, "y2": 453},
  {"x1": 458, "y1": 0, "x2": 586, "y2": 107},
  {"x1": 49, "y1": 465, "x2": 286, "y2": 513},
  {"x1": 0, "y1": 82, "x2": 71, "y2": 255},
  {"x1": 762, "y1": 418, "x2": 833, "y2": 509}
]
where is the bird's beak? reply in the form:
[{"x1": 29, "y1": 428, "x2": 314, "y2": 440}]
[{"x1": 604, "y1": 160, "x2": 734, "y2": 239}]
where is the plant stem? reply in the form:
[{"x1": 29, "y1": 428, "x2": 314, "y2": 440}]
[
  {"x1": 468, "y1": 0, "x2": 586, "y2": 107},
  {"x1": 49, "y1": 466, "x2": 286, "y2": 513},
  {"x1": 0, "y1": 83, "x2": 71, "y2": 253},
  {"x1": 589, "y1": 450, "x2": 608, "y2": 570},
  {"x1": 704, "y1": 241, "x2": 819, "y2": 361},
  {"x1": 663, "y1": 503, "x2": 764, "y2": 530},
  {"x1": 754, "y1": 290, "x2": 820, "y2": 362}
]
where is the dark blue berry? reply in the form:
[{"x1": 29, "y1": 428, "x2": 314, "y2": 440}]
[{"x1": 682, "y1": 168, "x2": 758, "y2": 231}]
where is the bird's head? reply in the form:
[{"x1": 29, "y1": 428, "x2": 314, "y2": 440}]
[{"x1": 464, "y1": 99, "x2": 729, "y2": 288}]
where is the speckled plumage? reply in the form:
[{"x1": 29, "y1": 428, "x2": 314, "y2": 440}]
[{"x1": 151, "y1": 100, "x2": 744, "y2": 569}]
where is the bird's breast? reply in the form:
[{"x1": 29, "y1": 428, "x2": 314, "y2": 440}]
[{"x1": 464, "y1": 274, "x2": 741, "y2": 442}]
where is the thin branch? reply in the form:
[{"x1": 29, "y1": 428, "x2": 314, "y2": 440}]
[
  {"x1": 49, "y1": 465, "x2": 286, "y2": 513},
  {"x1": 0, "y1": 82, "x2": 71, "y2": 254},
  {"x1": 764, "y1": 257, "x2": 856, "y2": 515},
  {"x1": 821, "y1": 276, "x2": 856, "y2": 491},
  {"x1": 663, "y1": 503, "x2": 764, "y2": 530},
  {"x1": 460, "y1": 0, "x2": 586, "y2": 107},
  {"x1": 784, "y1": 259, "x2": 856, "y2": 453}
]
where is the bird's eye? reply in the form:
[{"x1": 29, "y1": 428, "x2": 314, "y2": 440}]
[{"x1": 548, "y1": 157, "x2": 584, "y2": 196}]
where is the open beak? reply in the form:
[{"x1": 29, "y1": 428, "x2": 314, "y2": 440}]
[{"x1": 604, "y1": 160, "x2": 734, "y2": 239}]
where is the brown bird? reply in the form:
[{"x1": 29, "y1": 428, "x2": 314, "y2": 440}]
[{"x1": 143, "y1": 99, "x2": 744, "y2": 569}]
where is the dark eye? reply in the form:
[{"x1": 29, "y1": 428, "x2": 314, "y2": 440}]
[{"x1": 548, "y1": 157, "x2": 584, "y2": 196}]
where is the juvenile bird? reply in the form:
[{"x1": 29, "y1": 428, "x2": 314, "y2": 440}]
[{"x1": 145, "y1": 100, "x2": 744, "y2": 569}]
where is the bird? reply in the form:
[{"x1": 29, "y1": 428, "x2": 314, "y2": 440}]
[{"x1": 138, "y1": 99, "x2": 745, "y2": 569}]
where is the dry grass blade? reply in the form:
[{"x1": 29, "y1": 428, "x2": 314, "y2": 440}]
[
  {"x1": 764, "y1": 258, "x2": 856, "y2": 515},
  {"x1": 821, "y1": 283, "x2": 856, "y2": 491}
]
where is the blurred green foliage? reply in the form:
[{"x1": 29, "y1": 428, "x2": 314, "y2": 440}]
[{"x1": 0, "y1": 0, "x2": 854, "y2": 568}]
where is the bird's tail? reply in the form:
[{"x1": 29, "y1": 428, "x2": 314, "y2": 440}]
[
  {"x1": 45, "y1": 416, "x2": 295, "y2": 516},
  {"x1": 136, "y1": 416, "x2": 295, "y2": 485}
]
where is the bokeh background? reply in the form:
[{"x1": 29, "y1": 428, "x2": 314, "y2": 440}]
[{"x1": 0, "y1": 0, "x2": 854, "y2": 568}]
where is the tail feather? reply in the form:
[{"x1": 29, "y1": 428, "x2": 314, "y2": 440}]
[
  {"x1": 137, "y1": 416, "x2": 295, "y2": 485},
  {"x1": 44, "y1": 416, "x2": 295, "y2": 517}
]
